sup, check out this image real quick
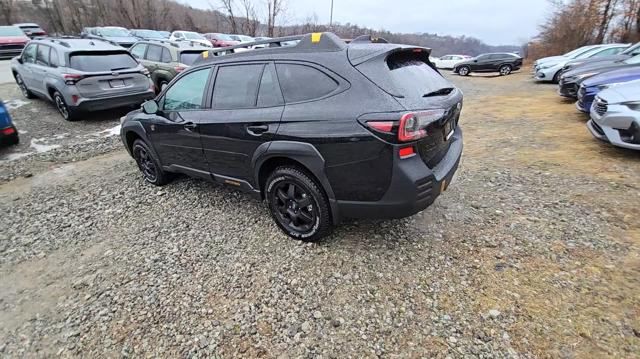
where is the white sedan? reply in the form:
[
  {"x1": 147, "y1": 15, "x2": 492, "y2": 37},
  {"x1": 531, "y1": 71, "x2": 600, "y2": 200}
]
[
  {"x1": 588, "y1": 80, "x2": 640, "y2": 151},
  {"x1": 434, "y1": 55, "x2": 470, "y2": 69}
]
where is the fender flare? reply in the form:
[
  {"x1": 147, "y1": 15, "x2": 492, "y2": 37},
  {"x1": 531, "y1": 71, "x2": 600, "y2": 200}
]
[
  {"x1": 120, "y1": 121, "x2": 156, "y2": 158},
  {"x1": 252, "y1": 141, "x2": 341, "y2": 223}
]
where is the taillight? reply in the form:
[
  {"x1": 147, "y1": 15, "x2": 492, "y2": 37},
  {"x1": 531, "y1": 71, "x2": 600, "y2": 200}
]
[
  {"x1": 63, "y1": 73, "x2": 83, "y2": 85},
  {"x1": 398, "y1": 146, "x2": 415, "y2": 159},
  {"x1": 1, "y1": 127, "x2": 16, "y2": 135},
  {"x1": 398, "y1": 110, "x2": 445, "y2": 142},
  {"x1": 367, "y1": 121, "x2": 394, "y2": 133}
]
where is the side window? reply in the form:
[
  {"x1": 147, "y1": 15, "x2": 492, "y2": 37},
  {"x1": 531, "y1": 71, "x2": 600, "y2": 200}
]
[
  {"x1": 213, "y1": 64, "x2": 264, "y2": 110},
  {"x1": 36, "y1": 45, "x2": 49, "y2": 66},
  {"x1": 22, "y1": 44, "x2": 37, "y2": 64},
  {"x1": 276, "y1": 63, "x2": 339, "y2": 103},
  {"x1": 161, "y1": 48, "x2": 172, "y2": 63},
  {"x1": 130, "y1": 44, "x2": 147, "y2": 59},
  {"x1": 257, "y1": 64, "x2": 284, "y2": 107},
  {"x1": 594, "y1": 48, "x2": 622, "y2": 56},
  {"x1": 163, "y1": 68, "x2": 211, "y2": 111},
  {"x1": 146, "y1": 45, "x2": 162, "y2": 62},
  {"x1": 477, "y1": 55, "x2": 489, "y2": 61},
  {"x1": 49, "y1": 49, "x2": 59, "y2": 67}
]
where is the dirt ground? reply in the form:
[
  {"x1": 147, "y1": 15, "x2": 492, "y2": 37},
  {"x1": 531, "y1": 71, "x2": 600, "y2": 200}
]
[{"x1": 1, "y1": 71, "x2": 639, "y2": 357}]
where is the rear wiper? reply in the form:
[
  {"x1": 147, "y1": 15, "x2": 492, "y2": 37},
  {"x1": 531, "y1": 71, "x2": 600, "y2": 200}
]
[{"x1": 422, "y1": 87, "x2": 454, "y2": 97}]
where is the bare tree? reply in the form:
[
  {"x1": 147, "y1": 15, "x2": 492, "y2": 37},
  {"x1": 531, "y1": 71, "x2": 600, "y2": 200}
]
[
  {"x1": 266, "y1": 0, "x2": 285, "y2": 37},
  {"x1": 217, "y1": 0, "x2": 238, "y2": 34},
  {"x1": 0, "y1": 0, "x2": 16, "y2": 25},
  {"x1": 239, "y1": 0, "x2": 258, "y2": 36}
]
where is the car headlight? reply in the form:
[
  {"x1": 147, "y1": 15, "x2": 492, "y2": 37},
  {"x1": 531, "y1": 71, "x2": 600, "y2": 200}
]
[{"x1": 539, "y1": 63, "x2": 555, "y2": 69}]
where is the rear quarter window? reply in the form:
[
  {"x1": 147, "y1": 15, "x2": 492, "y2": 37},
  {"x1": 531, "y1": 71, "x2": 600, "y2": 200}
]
[
  {"x1": 385, "y1": 52, "x2": 453, "y2": 99},
  {"x1": 275, "y1": 63, "x2": 338, "y2": 103},
  {"x1": 179, "y1": 51, "x2": 203, "y2": 66},
  {"x1": 69, "y1": 52, "x2": 138, "y2": 72}
]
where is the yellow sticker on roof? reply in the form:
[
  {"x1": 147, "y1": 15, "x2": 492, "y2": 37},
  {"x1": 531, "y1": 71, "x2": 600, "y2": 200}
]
[
  {"x1": 202, "y1": 51, "x2": 209, "y2": 58},
  {"x1": 311, "y1": 33, "x2": 322, "y2": 43}
]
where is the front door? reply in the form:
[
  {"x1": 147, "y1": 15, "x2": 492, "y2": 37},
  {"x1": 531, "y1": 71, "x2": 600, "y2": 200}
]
[
  {"x1": 147, "y1": 66, "x2": 213, "y2": 177},
  {"x1": 199, "y1": 62, "x2": 284, "y2": 183}
]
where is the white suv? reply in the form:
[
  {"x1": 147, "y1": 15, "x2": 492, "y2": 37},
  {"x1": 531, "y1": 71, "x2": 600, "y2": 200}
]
[{"x1": 169, "y1": 31, "x2": 213, "y2": 48}]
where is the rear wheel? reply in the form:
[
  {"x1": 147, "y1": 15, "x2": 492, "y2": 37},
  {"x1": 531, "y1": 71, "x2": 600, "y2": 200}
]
[
  {"x1": 15, "y1": 74, "x2": 34, "y2": 99},
  {"x1": 132, "y1": 139, "x2": 170, "y2": 186},
  {"x1": 499, "y1": 64, "x2": 512, "y2": 76},
  {"x1": 458, "y1": 66, "x2": 470, "y2": 76},
  {"x1": 53, "y1": 91, "x2": 79, "y2": 121},
  {"x1": 265, "y1": 166, "x2": 332, "y2": 242}
]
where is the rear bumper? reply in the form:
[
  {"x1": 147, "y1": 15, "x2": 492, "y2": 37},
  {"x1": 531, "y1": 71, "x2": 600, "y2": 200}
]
[
  {"x1": 337, "y1": 127, "x2": 463, "y2": 219},
  {"x1": 73, "y1": 91, "x2": 155, "y2": 112}
]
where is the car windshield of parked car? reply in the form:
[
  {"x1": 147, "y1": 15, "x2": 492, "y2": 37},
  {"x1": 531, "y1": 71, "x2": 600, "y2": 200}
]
[
  {"x1": 623, "y1": 54, "x2": 640, "y2": 65},
  {"x1": 214, "y1": 33, "x2": 233, "y2": 41},
  {"x1": 136, "y1": 30, "x2": 163, "y2": 39},
  {"x1": 0, "y1": 26, "x2": 25, "y2": 36},
  {"x1": 99, "y1": 28, "x2": 130, "y2": 37},
  {"x1": 572, "y1": 47, "x2": 603, "y2": 59},
  {"x1": 184, "y1": 32, "x2": 205, "y2": 40},
  {"x1": 21, "y1": 26, "x2": 44, "y2": 32},
  {"x1": 69, "y1": 51, "x2": 138, "y2": 72},
  {"x1": 238, "y1": 35, "x2": 253, "y2": 42},
  {"x1": 622, "y1": 43, "x2": 640, "y2": 56}
]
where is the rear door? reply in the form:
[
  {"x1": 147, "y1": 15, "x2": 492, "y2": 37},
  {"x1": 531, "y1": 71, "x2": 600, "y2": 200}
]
[
  {"x1": 68, "y1": 51, "x2": 149, "y2": 98},
  {"x1": 199, "y1": 62, "x2": 284, "y2": 182},
  {"x1": 147, "y1": 67, "x2": 212, "y2": 175}
]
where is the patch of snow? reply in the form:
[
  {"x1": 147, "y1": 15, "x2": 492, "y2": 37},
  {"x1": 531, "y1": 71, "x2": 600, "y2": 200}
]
[
  {"x1": 98, "y1": 124, "x2": 121, "y2": 137},
  {"x1": 30, "y1": 138, "x2": 61, "y2": 153},
  {"x1": 4, "y1": 99, "x2": 30, "y2": 110},
  {"x1": 2, "y1": 152, "x2": 32, "y2": 161}
]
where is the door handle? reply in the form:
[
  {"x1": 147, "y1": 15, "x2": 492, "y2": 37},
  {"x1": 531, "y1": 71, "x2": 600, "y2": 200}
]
[
  {"x1": 183, "y1": 122, "x2": 198, "y2": 131},
  {"x1": 246, "y1": 124, "x2": 269, "y2": 136}
]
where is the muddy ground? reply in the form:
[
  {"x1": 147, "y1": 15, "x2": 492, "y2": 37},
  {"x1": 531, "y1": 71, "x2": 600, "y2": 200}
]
[{"x1": 0, "y1": 71, "x2": 638, "y2": 358}]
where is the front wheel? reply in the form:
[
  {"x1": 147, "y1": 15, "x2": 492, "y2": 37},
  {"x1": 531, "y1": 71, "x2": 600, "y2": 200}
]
[
  {"x1": 457, "y1": 66, "x2": 470, "y2": 76},
  {"x1": 499, "y1": 64, "x2": 512, "y2": 76},
  {"x1": 132, "y1": 139, "x2": 170, "y2": 186},
  {"x1": 265, "y1": 167, "x2": 332, "y2": 242}
]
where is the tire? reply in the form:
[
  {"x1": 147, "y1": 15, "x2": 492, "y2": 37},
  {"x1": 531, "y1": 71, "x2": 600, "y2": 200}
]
[
  {"x1": 552, "y1": 70, "x2": 562, "y2": 84},
  {"x1": 458, "y1": 66, "x2": 470, "y2": 76},
  {"x1": 499, "y1": 64, "x2": 512, "y2": 76},
  {"x1": 15, "y1": 74, "x2": 35, "y2": 99},
  {"x1": 265, "y1": 166, "x2": 332, "y2": 242},
  {"x1": 132, "y1": 139, "x2": 170, "y2": 186},
  {"x1": 159, "y1": 81, "x2": 169, "y2": 92},
  {"x1": 53, "y1": 91, "x2": 79, "y2": 121}
]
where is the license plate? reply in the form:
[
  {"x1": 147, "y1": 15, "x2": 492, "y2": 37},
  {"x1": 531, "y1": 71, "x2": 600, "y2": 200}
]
[
  {"x1": 109, "y1": 79, "x2": 125, "y2": 88},
  {"x1": 443, "y1": 120, "x2": 455, "y2": 140}
]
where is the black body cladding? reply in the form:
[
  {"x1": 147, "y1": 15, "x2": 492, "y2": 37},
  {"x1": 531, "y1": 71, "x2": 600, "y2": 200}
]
[{"x1": 120, "y1": 32, "x2": 464, "y2": 239}]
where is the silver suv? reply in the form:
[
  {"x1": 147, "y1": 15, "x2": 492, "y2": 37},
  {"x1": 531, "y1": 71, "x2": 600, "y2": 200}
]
[{"x1": 11, "y1": 38, "x2": 155, "y2": 121}]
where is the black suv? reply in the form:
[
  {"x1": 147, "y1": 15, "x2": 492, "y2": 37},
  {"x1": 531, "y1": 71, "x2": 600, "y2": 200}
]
[
  {"x1": 453, "y1": 53, "x2": 523, "y2": 76},
  {"x1": 120, "y1": 33, "x2": 464, "y2": 241}
]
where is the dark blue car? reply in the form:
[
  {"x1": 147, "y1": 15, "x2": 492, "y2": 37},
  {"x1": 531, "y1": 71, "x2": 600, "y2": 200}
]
[
  {"x1": 0, "y1": 100, "x2": 19, "y2": 146},
  {"x1": 577, "y1": 66, "x2": 640, "y2": 112}
]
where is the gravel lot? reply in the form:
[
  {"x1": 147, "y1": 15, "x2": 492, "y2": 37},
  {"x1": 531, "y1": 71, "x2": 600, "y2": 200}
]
[{"x1": 1, "y1": 71, "x2": 639, "y2": 357}]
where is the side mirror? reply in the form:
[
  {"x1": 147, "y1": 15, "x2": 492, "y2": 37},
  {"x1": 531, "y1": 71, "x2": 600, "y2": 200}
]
[
  {"x1": 17, "y1": 57, "x2": 23, "y2": 64},
  {"x1": 142, "y1": 100, "x2": 159, "y2": 114},
  {"x1": 474, "y1": 60, "x2": 478, "y2": 63}
]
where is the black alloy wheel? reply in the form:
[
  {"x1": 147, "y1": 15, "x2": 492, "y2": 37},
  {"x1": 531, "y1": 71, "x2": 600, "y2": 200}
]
[
  {"x1": 266, "y1": 167, "x2": 332, "y2": 241},
  {"x1": 132, "y1": 139, "x2": 169, "y2": 186}
]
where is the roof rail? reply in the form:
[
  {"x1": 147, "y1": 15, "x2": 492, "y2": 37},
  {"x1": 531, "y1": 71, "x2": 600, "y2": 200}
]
[
  {"x1": 351, "y1": 35, "x2": 389, "y2": 44},
  {"x1": 200, "y1": 32, "x2": 347, "y2": 60},
  {"x1": 146, "y1": 39, "x2": 181, "y2": 48}
]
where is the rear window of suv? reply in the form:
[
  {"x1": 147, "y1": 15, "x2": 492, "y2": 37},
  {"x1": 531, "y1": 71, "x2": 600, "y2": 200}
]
[
  {"x1": 385, "y1": 52, "x2": 453, "y2": 99},
  {"x1": 69, "y1": 51, "x2": 138, "y2": 72},
  {"x1": 180, "y1": 51, "x2": 204, "y2": 66}
]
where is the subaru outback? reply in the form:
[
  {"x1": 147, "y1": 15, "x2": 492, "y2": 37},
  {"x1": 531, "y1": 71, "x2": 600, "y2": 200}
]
[
  {"x1": 120, "y1": 33, "x2": 464, "y2": 241},
  {"x1": 11, "y1": 38, "x2": 155, "y2": 121},
  {"x1": 129, "y1": 40, "x2": 211, "y2": 92}
]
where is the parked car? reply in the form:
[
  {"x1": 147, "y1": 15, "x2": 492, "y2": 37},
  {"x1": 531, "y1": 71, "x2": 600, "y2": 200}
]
[
  {"x1": 129, "y1": 40, "x2": 211, "y2": 91},
  {"x1": 203, "y1": 33, "x2": 239, "y2": 47},
  {"x1": 453, "y1": 53, "x2": 523, "y2": 76},
  {"x1": 0, "y1": 100, "x2": 19, "y2": 147},
  {"x1": 158, "y1": 31, "x2": 171, "y2": 39},
  {"x1": 587, "y1": 80, "x2": 640, "y2": 150},
  {"x1": 559, "y1": 54, "x2": 640, "y2": 98},
  {"x1": 130, "y1": 29, "x2": 166, "y2": 41},
  {"x1": 434, "y1": 55, "x2": 470, "y2": 70},
  {"x1": 81, "y1": 26, "x2": 138, "y2": 48},
  {"x1": 534, "y1": 44, "x2": 629, "y2": 83},
  {"x1": 562, "y1": 42, "x2": 640, "y2": 74},
  {"x1": 576, "y1": 66, "x2": 640, "y2": 113},
  {"x1": 252, "y1": 36, "x2": 272, "y2": 49},
  {"x1": 533, "y1": 45, "x2": 603, "y2": 68},
  {"x1": 0, "y1": 26, "x2": 31, "y2": 60},
  {"x1": 11, "y1": 38, "x2": 155, "y2": 121},
  {"x1": 13, "y1": 23, "x2": 47, "y2": 39},
  {"x1": 169, "y1": 31, "x2": 212, "y2": 47},
  {"x1": 120, "y1": 33, "x2": 464, "y2": 241}
]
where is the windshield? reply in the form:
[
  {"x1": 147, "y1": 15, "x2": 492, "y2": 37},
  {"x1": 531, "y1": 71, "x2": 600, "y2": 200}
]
[
  {"x1": 184, "y1": 32, "x2": 205, "y2": 40},
  {"x1": 69, "y1": 52, "x2": 138, "y2": 72},
  {"x1": 623, "y1": 43, "x2": 640, "y2": 56},
  {"x1": 575, "y1": 47, "x2": 605, "y2": 59},
  {"x1": 239, "y1": 35, "x2": 253, "y2": 42},
  {"x1": 0, "y1": 26, "x2": 25, "y2": 37},
  {"x1": 99, "y1": 28, "x2": 130, "y2": 37},
  {"x1": 135, "y1": 30, "x2": 163, "y2": 38},
  {"x1": 624, "y1": 54, "x2": 640, "y2": 65}
]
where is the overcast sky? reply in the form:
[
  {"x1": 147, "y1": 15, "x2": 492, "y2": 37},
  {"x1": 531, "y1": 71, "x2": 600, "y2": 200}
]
[{"x1": 182, "y1": 0, "x2": 551, "y2": 45}]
